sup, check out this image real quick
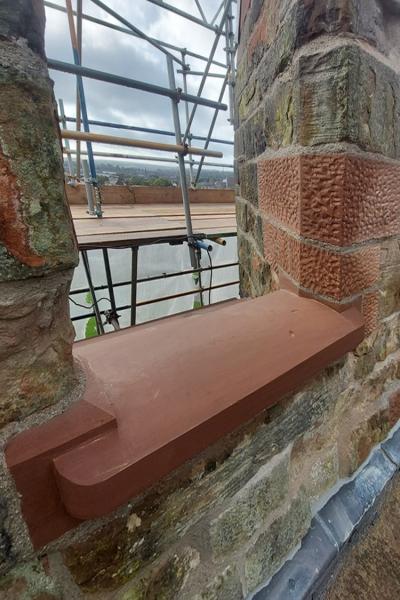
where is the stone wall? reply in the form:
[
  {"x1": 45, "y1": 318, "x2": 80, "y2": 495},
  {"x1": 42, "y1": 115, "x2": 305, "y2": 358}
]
[
  {"x1": 0, "y1": 0, "x2": 79, "y2": 427},
  {"x1": 1, "y1": 1, "x2": 400, "y2": 599},
  {"x1": 236, "y1": 0, "x2": 400, "y2": 333},
  {"x1": 2, "y1": 312, "x2": 400, "y2": 599}
]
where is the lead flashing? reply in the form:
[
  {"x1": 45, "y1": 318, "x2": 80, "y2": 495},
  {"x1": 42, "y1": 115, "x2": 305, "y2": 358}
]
[{"x1": 251, "y1": 429, "x2": 400, "y2": 600}]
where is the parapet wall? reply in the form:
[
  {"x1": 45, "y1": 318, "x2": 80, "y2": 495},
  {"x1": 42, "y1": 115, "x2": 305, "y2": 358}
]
[
  {"x1": 2, "y1": 308, "x2": 400, "y2": 599},
  {"x1": 1, "y1": 1, "x2": 400, "y2": 599},
  {"x1": 236, "y1": 0, "x2": 400, "y2": 329}
]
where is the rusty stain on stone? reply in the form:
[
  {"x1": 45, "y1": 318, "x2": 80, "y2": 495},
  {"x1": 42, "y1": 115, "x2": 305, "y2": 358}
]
[{"x1": 0, "y1": 148, "x2": 44, "y2": 267}]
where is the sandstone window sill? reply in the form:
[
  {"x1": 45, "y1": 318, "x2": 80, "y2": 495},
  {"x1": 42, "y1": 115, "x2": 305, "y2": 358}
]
[{"x1": 6, "y1": 290, "x2": 364, "y2": 548}]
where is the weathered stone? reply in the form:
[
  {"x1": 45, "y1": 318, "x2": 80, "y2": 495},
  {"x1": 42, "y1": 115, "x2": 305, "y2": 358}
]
[
  {"x1": 239, "y1": 263, "x2": 253, "y2": 299},
  {"x1": 246, "y1": 208, "x2": 262, "y2": 250},
  {"x1": 238, "y1": 162, "x2": 258, "y2": 207},
  {"x1": 0, "y1": 39, "x2": 78, "y2": 281},
  {"x1": 237, "y1": 0, "x2": 386, "y2": 104},
  {"x1": 240, "y1": 43, "x2": 400, "y2": 159},
  {"x1": 388, "y1": 388, "x2": 400, "y2": 428},
  {"x1": 0, "y1": 561, "x2": 60, "y2": 600},
  {"x1": 291, "y1": 439, "x2": 339, "y2": 503},
  {"x1": 380, "y1": 267, "x2": 400, "y2": 318},
  {"x1": 237, "y1": 235, "x2": 270, "y2": 296},
  {"x1": 296, "y1": 0, "x2": 385, "y2": 52},
  {"x1": 120, "y1": 547, "x2": 199, "y2": 600},
  {"x1": 192, "y1": 566, "x2": 243, "y2": 600},
  {"x1": 339, "y1": 409, "x2": 391, "y2": 477},
  {"x1": 0, "y1": 271, "x2": 77, "y2": 427},
  {"x1": 235, "y1": 198, "x2": 248, "y2": 233},
  {"x1": 381, "y1": 238, "x2": 400, "y2": 270},
  {"x1": 0, "y1": 497, "x2": 12, "y2": 575},
  {"x1": 0, "y1": 0, "x2": 46, "y2": 56},
  {"x1": 236, "y1": 200, "x2": 263, "y2": 255},
  {"x1": 351, "y1": 316, "x2": 400, "y2": 376},
  {"x1": 238, "y1": 76, "x2": 261, "y2": 122},
  {"x1": 298, "y1": 46, "x2": 352, "y2": 147},
  {"x1": 297, "y1": 44, "x2": 400, "y2": 157},
  {"x1": 0, "y1": 3, "x2": 78, "y2": 430},
  {"x1": 235, "y1": 108, "x2": 266, "y2": 161},
  {"x1": 264, "y1": 80, "x2": 295, "y2": 150},
  {"x1": 210, "y1": 449, "x2": 289, "y2": 558},
  {"x1": 63, "y1": 515, "x2": 144, "y2": 591},
  {"x1": 244, "y1": 492, "x2": 311, "y2": 593}
]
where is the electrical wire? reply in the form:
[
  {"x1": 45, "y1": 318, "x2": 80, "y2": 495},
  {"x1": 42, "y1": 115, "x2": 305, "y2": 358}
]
[
  {"x1": 206, "y1": 249, "x2": 213, "y2": 305},
  {"x1": 69, "y1": 296, "x2": 111, "y2": 310}
]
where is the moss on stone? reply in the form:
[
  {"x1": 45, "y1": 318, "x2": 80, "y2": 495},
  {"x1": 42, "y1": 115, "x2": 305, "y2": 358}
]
[{"x1": 244, "y1": 491, "x2": 311, "y2": 592}]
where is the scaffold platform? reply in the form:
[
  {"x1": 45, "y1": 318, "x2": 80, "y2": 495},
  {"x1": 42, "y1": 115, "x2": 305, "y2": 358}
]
[{"x1": 69, "y1": 187, "x2": 237, "y2": 249}]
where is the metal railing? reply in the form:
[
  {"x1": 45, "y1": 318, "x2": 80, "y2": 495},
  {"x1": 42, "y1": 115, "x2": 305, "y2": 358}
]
[
  {"x1": 69, "y1": 240, "x2": 239, "y2": 336},
  {"x1": 45, "y1": 0, "x2": 238, "y2": 333}
]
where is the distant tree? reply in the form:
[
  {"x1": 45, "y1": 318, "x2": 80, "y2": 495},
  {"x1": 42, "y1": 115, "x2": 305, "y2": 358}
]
[
  {"x1": 97, "y1": 175, "x2": 110, "y2": 186},
  {"x1": 149, "y1": 177, "x2": 173, "y2": 187}
]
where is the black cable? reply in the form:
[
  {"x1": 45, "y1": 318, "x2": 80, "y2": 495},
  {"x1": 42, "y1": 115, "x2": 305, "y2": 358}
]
[
  {"x1": 68, "y1": 296, "x2": 111, "y2": 310},
  {"x1": 207, "y1": 249, "x2": 213, "y2": 305}
]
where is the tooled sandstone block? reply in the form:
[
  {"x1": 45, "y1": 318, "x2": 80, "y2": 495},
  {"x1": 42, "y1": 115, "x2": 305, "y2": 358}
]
[
  {"x1": 297, "y1": 45, "x2": 400, "y2": 157},
  {"x1": 263, "y1": 222, "x2": 380, "y2": 301},
  {"x1": 259, "y1": 154, "x2": 400, "y2": 246},
  {"x1": 238, "y1": 44, "x2": 400, "y2": 160},
  {"x1": 236, "y1": 0, "x2": 385, "y2": 99}
]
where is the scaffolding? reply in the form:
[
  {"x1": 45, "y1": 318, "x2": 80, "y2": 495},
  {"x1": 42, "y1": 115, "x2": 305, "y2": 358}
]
[{"x1": 44, "y1": 0, "x2": 237, "y2": 335}]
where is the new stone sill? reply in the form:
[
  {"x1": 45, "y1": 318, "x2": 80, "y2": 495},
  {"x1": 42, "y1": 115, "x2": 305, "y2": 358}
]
[{"x1": 6, "y1": 290, "x2": 364, "y2": 549}]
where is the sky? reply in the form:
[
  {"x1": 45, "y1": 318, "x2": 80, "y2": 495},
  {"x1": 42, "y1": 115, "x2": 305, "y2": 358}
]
[{"x1": 44, "y1": 0, "x2": 236, "y2": 173}]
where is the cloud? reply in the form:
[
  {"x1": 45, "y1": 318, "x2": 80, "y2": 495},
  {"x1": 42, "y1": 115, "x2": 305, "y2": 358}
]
[{"x1": 45, "y1": 0, "x2": 235, "y2": 167}]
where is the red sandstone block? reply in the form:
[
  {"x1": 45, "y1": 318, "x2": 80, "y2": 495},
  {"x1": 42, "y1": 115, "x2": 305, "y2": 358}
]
[
  {"x1": 263, "y1": 222, "x2": 301, "y2": 280},
  {"x1": 258, "y1": 154, "x2": 400, "y2": 246},
  {"x1": 259, "y1": 156, "x2": 301, "y2": 230},
  {"x1": 301, "y1": 154, "x2": 346, "y2": 245},
  {"x1": 247, "y1": 11, "x2": 268, "y2": 62},
  {"x1": 263, "y1": 222, "x2": 380, "y2": 301}
]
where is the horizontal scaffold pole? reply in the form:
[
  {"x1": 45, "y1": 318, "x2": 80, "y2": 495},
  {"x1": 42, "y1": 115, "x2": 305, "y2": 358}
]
[
  {"x1": 146, "y1": 0, "x2": 221, "y2": 32},
  {"x1": 48, "y1": 59, "x2": 227, "y2": 111},
  {"x1": 43, "y1": 2, "x2": 228, "y2": 69},
  {"x1": 60, "y1": 130, "x2": 224, "y2": 158},
  {"x1": 63, "y1": 147, "x2": 233, "y2": 168},
  {"x1": 62, "y1": 116, "x2": 234, "y2": 146}
]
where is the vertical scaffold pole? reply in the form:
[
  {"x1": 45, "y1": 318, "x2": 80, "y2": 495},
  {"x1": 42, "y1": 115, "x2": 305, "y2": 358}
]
[
  {"x1": 82, "y1": 159, "x2": 95, "y2": 214},
  {"x1": 65, "y1": 0, "x2": 103, "y2": 217},
  {"x1": 76, "y1": 0, "x2": 82, "y2": 180},
  {"x1": 58, "y1": 98, "x2": 74, "y2": 178},
  {"x1": 130, "y1": 247, "x2": 138, "y2": 326},
  {"x1": 166, "y1": 56, "x2": 204, "y2": 307},
  {"x1": 181, "y1": 51, "x2": 195, "y2": 187},
  {"x1": 166, "y1": 56, "x2": 196, "y2": 268},
  {"x1": 224, "y1": 0, "x2": 235, "y2": 124}
]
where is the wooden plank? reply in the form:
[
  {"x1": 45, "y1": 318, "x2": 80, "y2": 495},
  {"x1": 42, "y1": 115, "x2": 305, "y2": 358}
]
[
  {"x1": 71, "y1": 198, "x2": 237, "y2": 249},
  {"x1": 72, "y1": 208, "x2": 236, "y2": 219},
  {"x1": 74, "y1": 217, "x2": 182, "y2": 236},
  {"x1": 74, "y1": 217, "x2": 236, "y2": 238}
]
